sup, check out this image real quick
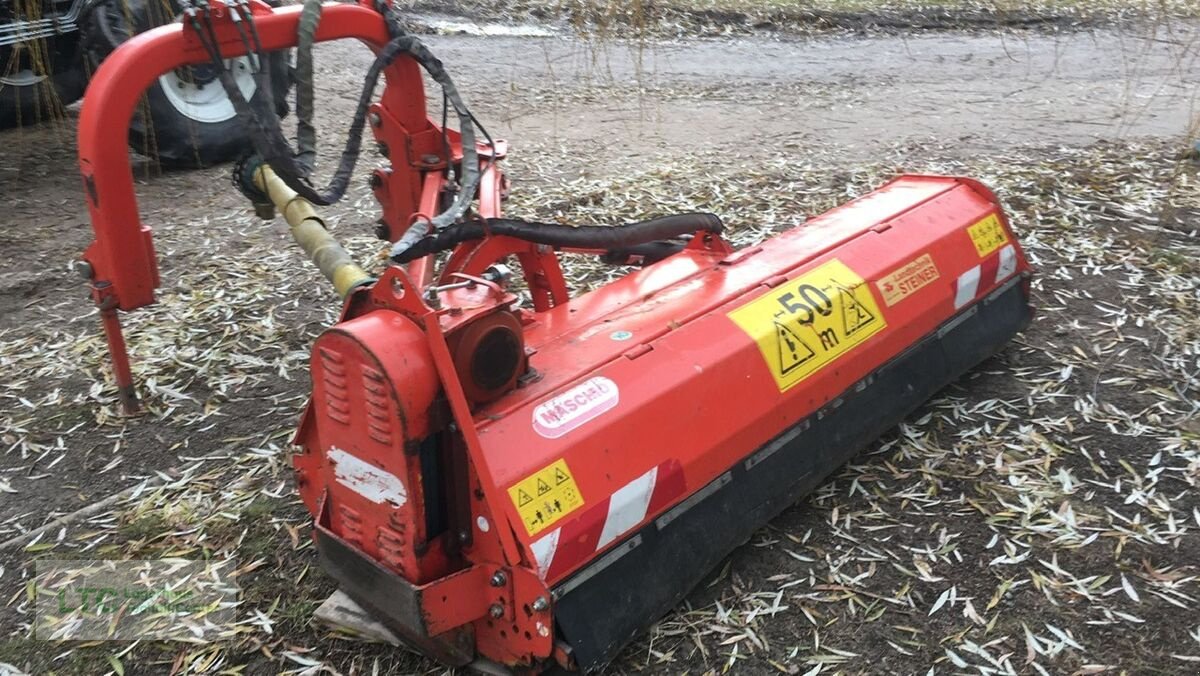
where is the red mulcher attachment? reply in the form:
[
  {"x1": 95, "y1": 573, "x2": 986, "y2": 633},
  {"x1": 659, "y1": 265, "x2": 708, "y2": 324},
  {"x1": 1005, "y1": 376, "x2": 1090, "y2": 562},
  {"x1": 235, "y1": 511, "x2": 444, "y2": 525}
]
[{"x1": 77, "y1": 1, "x2": 1033, "y2": 672}]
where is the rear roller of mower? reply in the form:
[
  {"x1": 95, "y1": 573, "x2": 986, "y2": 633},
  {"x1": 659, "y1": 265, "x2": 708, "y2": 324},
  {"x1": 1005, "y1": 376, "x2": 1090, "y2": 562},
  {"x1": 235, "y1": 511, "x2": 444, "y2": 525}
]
[{"x1": 74, "y1": 2, "x2": 1033, "y2": 672}]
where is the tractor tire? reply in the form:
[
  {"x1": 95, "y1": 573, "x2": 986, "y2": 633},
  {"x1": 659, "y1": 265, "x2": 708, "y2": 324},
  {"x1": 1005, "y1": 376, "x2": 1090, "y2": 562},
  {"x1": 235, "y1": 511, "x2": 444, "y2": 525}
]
[
  {"x1": 84, "y1": 0, "x2": 290, "y2": 168},
  {"x1": 0, "y1": 39, "x2": 87, "y2": 130}
]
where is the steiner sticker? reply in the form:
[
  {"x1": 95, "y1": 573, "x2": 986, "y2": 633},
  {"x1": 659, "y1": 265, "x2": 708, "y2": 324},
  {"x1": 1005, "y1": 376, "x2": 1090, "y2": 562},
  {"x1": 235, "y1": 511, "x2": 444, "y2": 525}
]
[
  {"x1": 876, "y1": 253, "x2": 940, "y2": 307},
  {"x1": 728, "y1": 259, "x2": 887, "y2": 392},
  {"x1": 508, "y1": 459, "x2": 585, "y2": 536},
  {"x1": 967, "y1": 214, "x2": 1009, "y2": 257},
  {"x1": 532, "y1": 376, "x2": 618, "y2": 439}
]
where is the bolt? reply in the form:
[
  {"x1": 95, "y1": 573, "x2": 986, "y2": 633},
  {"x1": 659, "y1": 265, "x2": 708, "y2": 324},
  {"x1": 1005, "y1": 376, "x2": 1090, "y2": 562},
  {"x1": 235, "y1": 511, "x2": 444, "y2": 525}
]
[
  {"x1": 421, "y1": 153, "x2": 440, "y2": 165},
  {"x1": 483, "y1": 263, "x2": 513, "y2": 288},
  {"x1": 488, "y1": 604, "x2": 504, "y2": 619},
  {"x1": 73, "y1": 260, "x2": 94, "y2": 280},
  {"x1": 369, "y1": 111, "x2": 382, "y2": 128},
  {"x1": 490, "y1": 571, "x2": 507, "y2": 587},
  {"x1": 531, "y1": 596, "x2": 549, "y2": 613}
]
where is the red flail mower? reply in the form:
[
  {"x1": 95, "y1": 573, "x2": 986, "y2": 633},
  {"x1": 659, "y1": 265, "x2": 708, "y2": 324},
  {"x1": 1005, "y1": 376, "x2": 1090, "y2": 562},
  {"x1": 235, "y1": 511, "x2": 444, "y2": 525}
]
[{"x1": 77, "y1": 0, "x2": 1032, "y2": 672}]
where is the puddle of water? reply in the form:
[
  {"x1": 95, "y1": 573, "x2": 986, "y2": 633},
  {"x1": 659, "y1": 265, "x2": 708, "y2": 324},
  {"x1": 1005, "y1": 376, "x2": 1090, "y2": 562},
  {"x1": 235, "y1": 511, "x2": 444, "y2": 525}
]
[{"x1": 413, "y1": 13, "x2": 557, "y2": 37}]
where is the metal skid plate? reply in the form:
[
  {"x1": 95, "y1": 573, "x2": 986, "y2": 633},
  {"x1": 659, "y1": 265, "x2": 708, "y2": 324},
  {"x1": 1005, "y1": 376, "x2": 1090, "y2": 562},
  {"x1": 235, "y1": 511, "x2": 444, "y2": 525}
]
[{"x1": 314, "y1": 522, "x2": 477, "y2": 666}]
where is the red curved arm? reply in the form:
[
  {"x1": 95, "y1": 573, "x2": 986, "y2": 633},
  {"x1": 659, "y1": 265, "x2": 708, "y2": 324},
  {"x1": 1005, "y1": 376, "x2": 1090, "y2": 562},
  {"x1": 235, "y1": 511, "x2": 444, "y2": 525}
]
[
  {"x1": 78, "y1": 2, "x2": 406, "y2": 311},
  {"x1": 77, "y1": 2, "x2": 427, "y2": 413},
  {"x1": 77, "y1": 1, "x2": 570, "y2": 414}
]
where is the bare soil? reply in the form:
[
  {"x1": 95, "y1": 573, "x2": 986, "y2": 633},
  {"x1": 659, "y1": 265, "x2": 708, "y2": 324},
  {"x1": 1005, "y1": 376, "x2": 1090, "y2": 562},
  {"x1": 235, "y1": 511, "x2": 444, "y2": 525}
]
[{"x1": 1, "y1": 17, "x2": 1198, "y2": 676}]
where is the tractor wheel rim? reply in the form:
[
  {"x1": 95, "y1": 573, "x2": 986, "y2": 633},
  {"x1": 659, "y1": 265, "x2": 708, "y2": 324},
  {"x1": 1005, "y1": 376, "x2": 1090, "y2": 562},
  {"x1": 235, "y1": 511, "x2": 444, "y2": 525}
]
[{"x1": 157, "y1": 57, "x2": 256, "y2": 124}]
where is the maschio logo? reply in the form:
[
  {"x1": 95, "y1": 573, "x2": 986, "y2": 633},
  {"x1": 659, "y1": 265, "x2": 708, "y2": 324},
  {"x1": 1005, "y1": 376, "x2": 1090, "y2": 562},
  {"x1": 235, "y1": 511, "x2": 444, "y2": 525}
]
[{"x1": 533, "y1": 377, "x2": 619, "y2": 439}]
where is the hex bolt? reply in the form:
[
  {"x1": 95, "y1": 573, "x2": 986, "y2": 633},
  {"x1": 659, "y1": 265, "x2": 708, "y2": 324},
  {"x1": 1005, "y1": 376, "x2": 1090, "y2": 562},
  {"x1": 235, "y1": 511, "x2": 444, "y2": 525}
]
[
  {"x1": 531, "y1": 596, "x2": 549, "y2": 612},
  {"x1": 490, "y1": 571, "x2": 507, "y2": 587},
  {"x1": 421, "y1": 153, "x2": 440, "y2": 165},
  {"x1": 369, "y1": 111, "x2": 382, "y2": 128},
  {"x1": 73, "y1": 260, "x2": 94, "y2": 280},
  {"x1": 488, "y1": 604, "x2": 504, "y2": 619}
]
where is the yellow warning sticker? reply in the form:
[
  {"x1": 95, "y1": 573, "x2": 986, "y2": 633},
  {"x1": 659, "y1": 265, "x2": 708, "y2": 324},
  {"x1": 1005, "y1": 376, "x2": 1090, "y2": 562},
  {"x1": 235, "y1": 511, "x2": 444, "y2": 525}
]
[
  {"x1": 876, "y1": 253, "x2": 940, "y2": 307},
  {"x1": 729, "y1": 259, "x2": 887, "y2": 393},
  {"x1": 507, "y1": 458, "x2": 585, "y2": 536},
  {"x1": 967, "y1": 214, "x2": 1009, "y2": 258}
]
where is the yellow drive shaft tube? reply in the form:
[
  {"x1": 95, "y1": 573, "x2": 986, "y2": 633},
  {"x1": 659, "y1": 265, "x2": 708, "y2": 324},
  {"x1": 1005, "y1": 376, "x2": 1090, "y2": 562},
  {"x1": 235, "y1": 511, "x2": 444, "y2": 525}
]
[{"x1": 253, "y1": 165, "x2": 373, "y2": 297}]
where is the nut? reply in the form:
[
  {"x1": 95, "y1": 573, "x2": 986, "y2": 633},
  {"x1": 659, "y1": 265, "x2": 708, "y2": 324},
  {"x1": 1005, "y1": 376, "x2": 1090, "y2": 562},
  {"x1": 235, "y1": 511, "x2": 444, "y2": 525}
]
[{"x1": 73, "y1": 260, "x2": 94, "y2": 280}]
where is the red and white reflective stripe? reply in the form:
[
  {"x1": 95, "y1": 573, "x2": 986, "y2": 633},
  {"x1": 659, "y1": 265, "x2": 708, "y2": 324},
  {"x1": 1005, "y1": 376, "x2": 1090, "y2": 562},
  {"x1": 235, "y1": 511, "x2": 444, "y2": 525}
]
[
  {"x1": 597, "y1": 466, "x2": 658, "y2": 548},
  {"x1": 528, "y1": 460, "x2": 685, "y2": 582},
  {"x1": 953, "y1": 266, "x2": 980, "y2": 310},
  {"x1": 996, "y1": 244, "x2": 1018, "y2": 281},
  {"x1": 953, "y1": 244, "x2": 1017, "y2": 310},
  {"x1": 529, "y1": 528, "x2": 561, "y2": 579}
]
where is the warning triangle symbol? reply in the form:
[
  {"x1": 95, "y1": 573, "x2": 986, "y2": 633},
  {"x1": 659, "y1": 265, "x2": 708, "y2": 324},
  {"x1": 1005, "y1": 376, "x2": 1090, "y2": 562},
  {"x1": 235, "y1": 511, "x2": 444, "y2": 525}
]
[
  {"x1": 837, "y1": 282, "x2": 876, "y2": 336},
  {"x1": 554, "y1": 468, "x2": 570, "y2": 485},
  {"x1": 775, "y1": 320, "x2": 816, "y2": 375},
  {"x1": 536, "y1": 478, "x2": 552, "y2": 496},
  {"x1": 517, "y1": 489, "x2": 533, "y2": 507}
]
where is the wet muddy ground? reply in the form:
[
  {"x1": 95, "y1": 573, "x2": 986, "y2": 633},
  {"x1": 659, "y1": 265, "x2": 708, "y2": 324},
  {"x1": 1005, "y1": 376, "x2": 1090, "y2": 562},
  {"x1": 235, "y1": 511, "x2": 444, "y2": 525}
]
[{"x1": 1, "y1": 15, "x2": 1199, "y2": 676}]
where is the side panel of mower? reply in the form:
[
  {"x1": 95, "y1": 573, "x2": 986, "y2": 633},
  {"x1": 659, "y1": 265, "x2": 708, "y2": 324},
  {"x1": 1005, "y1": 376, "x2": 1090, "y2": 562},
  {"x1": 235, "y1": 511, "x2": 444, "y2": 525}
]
[{"x1": 473, "y1": 175, "x2": 1030, "y2": 578}]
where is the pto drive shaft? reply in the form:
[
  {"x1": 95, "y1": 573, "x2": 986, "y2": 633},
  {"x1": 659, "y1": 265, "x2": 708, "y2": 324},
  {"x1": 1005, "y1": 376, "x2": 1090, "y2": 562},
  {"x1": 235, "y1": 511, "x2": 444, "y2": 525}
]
[{"x1": 253, "y1": 165, "x2": 373, "y2": 297}]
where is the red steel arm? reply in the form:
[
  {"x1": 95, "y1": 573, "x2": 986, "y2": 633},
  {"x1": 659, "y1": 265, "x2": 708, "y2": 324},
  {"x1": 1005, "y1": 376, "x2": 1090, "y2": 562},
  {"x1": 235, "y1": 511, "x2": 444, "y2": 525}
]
[
  {"x1": 78, "y1": 2, "x2": 403, "y2": 311},
  {"x1": 77, "y1": 2, "x2": 419, "y2": 412}
]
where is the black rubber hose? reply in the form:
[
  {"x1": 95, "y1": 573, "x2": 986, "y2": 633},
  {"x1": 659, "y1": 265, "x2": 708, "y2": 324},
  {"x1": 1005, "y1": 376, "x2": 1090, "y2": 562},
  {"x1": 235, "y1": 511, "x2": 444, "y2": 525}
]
[
  {"x1": 194, "y1": 3, "x2": 479, "y2": 212},
  {"x1": 390, "y1": 213, "x2": 724, "y2": 264},
  {"x1": 600, "y1": 240, "x2": 690, "y2": 266}
]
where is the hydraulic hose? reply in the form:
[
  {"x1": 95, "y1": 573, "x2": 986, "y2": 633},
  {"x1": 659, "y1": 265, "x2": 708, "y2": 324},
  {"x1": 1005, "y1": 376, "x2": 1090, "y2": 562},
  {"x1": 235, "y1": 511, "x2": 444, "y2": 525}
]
[
  {"x1": 390, "y1": 213, "x2": 725, "y2": 264},
  {"x1": 192, "y1": 0, "x2": 481, "y2": 217}
]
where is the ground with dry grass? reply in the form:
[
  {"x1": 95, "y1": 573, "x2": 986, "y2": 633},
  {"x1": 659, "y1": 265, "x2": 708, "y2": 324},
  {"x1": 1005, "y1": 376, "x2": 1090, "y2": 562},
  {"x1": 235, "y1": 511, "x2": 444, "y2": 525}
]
[
  {"x1": 2, "y1": 6, "x2": 1200, "y2": 676},
  {"x1": 406, "y1": 0, "x2": 1200, "y2": 36}
]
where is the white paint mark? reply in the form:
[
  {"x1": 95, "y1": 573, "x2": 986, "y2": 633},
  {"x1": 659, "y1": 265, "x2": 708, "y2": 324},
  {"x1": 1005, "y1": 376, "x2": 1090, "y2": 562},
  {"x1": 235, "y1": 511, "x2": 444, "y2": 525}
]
[
  {"x1": 328, "y1": 447, "x2": 407, "y2": 507},
  {"x1": 476, "y1": 516, "x2": 490, "y2": 533}
]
